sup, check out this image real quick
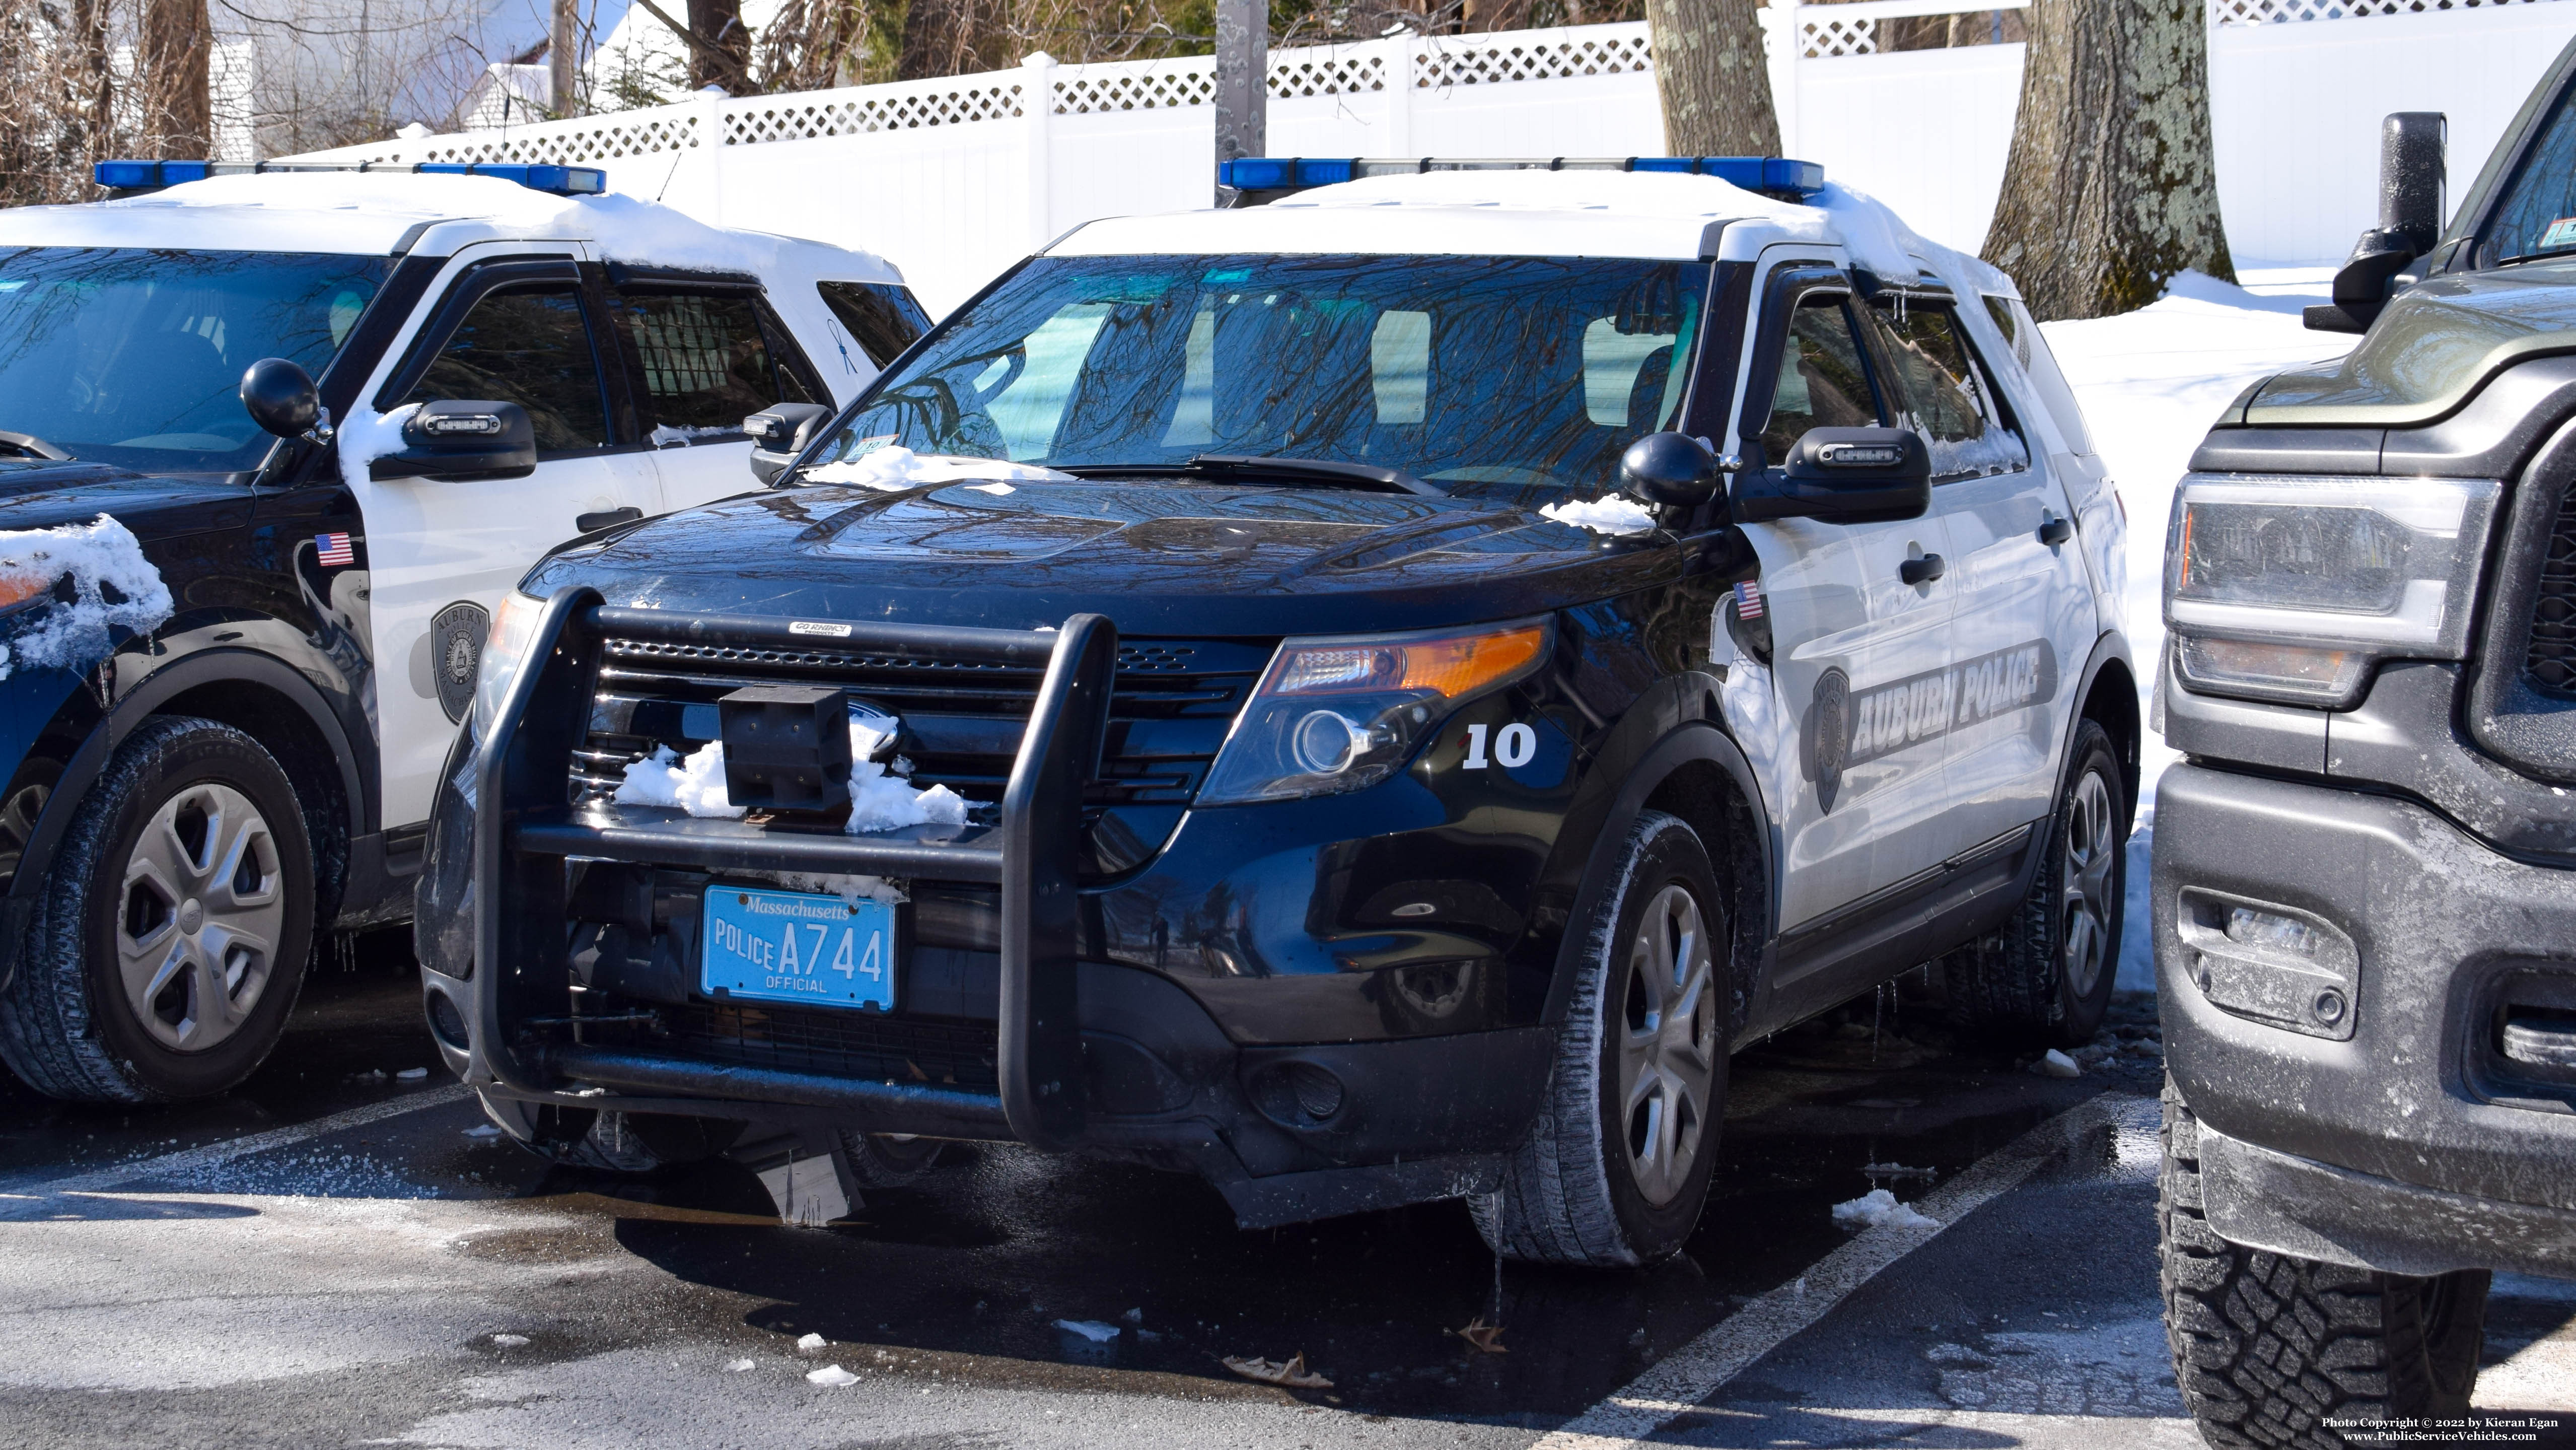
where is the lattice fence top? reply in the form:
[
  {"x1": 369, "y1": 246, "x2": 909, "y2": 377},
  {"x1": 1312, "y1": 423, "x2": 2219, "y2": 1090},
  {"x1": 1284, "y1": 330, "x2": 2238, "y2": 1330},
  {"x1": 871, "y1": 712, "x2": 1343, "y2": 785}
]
[
  {"x1": 1412, "y1": 27, "x2": 1655, "y2": 86},
  {"x1": 726, "y1": 80, "x2": 1026, "y2": 143},
  {"x1": 2210, "y1": 0, "x2": 2566, "y2": 21}
]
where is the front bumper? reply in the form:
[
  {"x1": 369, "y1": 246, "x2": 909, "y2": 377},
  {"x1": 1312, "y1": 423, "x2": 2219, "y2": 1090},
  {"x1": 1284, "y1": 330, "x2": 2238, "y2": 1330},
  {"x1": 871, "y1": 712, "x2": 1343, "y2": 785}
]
[
  {"x1": 2155, "y1": 763, "x2": 2576, "y2": 1278},
  {"x1": 418, "y1": 589, "x2": 1554, "y2": 1227}
]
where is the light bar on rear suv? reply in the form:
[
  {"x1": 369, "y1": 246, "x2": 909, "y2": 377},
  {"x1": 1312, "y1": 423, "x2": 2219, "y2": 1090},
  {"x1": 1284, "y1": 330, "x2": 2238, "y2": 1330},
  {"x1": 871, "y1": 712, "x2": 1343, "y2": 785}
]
[
  {"x1": 95, "y1": 159, "x2": 609, "y2": 197},
  {"x1": 1217, "y1": 156, "x2": 1826, "y2": 204}
]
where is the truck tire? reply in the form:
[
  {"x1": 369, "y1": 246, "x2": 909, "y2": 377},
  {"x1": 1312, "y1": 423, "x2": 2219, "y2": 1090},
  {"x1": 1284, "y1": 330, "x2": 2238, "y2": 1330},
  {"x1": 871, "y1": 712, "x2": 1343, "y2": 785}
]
[
  {"x1": 0, "y1": 716, "x2": 315, "y2": 1102},
  {"x1": 2160, "y1": 1084, "x2": 2489, "y2": 1445},
  {"x1": 1940, "y1": 717, "x2": 2124, "y2": 1048},
  {"x1": 479, "y1": 1091, "x2": 740, "y2": 1171},
  {"x1": 838, "y1": 1131, "x2": 948, "y2": 1186},
  {"x1": 1472, "y1": 809, "x2": 1727, "y2": 1268}
]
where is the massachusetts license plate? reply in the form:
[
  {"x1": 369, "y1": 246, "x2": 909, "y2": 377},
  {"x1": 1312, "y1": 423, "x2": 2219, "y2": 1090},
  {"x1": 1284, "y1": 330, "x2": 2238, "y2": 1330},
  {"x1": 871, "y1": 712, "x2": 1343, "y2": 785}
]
[{"x1": 700, "y1": 885, "x2": 896, "y2": 1011}]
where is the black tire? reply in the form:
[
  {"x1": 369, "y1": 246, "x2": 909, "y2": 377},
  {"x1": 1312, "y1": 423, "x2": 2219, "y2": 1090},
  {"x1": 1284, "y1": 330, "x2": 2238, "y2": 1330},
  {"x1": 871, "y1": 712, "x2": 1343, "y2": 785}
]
[
  {"x1": 0, "y1": 716, "x2": 315, "y2": 1102},
  {"x1": 2160, "y1": 1083, "x2": 2489, "y2": 1446},
  {"x1": 1473, "y1": 810, "x2": 1728, "y2": 1268},
  {"x1": 481, "y1": 1093, "x2": 740, "y2": 1171},
  {"x1": 838, "y1": 1131, "x2": 949, "y2": 1186},
  {"x1": 1940, "y1": 717, "x2": 2125, "y2": 1048}
]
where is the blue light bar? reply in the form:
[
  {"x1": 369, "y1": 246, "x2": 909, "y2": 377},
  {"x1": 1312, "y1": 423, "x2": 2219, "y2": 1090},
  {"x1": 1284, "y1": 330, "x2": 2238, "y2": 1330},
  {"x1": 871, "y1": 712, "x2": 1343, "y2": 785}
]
[
  {"x1": 95, "y1": 159, "x2": 609, "y2": 196},
  {"x1": 1219, "y1": 155, "x2": 1826, "y2": 200}
]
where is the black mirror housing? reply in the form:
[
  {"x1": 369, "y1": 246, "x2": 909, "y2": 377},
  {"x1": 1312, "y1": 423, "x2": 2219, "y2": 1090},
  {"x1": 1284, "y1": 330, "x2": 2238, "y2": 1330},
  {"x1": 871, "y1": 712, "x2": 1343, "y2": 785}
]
[
  {"x1": 370, "y1": 400, "x2": 537, "y2": 481},
  {"x1": 747, "y1": 402, "x2": 834, "y2": 485},
  {"x1": 1732, "y1": 427, "x2": 1929, "y2": 525},
  {"x1": 241, "y1": 357, "x2": 322, "y2": 439},
  {"x1": 2307, "y1": 111, "x2": 2446, "y2": 333},
  {"x1": 1617, "y1": 431, "x2": 1724, "y2": 508}
]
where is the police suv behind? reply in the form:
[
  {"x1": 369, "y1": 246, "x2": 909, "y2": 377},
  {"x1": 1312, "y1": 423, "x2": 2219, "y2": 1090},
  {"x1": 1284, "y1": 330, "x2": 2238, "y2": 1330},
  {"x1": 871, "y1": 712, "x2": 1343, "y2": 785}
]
[
  {"x1": 424, "y1": 159, "x2": 2137, "y2": 1265},
  {"x1": 0, "y1": 162, "x2": 929, "y2": 1102}
]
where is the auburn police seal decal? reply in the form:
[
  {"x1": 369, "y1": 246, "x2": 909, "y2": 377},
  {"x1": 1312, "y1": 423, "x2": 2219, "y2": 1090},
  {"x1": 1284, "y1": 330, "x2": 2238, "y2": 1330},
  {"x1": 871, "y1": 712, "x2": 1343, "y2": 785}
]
[{"x1": 430, "y1": 601, "x2": 489, "y2": 725}]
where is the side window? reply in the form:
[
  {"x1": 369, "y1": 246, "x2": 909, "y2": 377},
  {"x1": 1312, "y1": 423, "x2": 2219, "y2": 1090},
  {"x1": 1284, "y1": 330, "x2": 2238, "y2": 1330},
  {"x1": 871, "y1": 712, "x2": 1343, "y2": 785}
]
[
  {"x1": 1864, "y1": 300, "x2": 2030, "y2": 480},
  {"x1": 1759, "y1": 294, "x2": 1880, "y2": 467},
  {"x1": 817, "y1": 281, "x2": 934, "y2": 368},
  {"x1": 402, "y1": 283, "x2": 608, "y2": 453},
  {"x1": 611, "y1": 290, "x2": 812, "y2": 436}
]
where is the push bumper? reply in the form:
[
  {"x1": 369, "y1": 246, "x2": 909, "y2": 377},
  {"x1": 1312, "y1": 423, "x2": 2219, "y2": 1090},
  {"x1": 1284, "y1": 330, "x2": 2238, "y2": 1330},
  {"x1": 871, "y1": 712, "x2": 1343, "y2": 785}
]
[
  {"x1": 418, "y1": 588, "x2": 1550, "y2": 1227},
  {"x1": 2155, "y1": 763, "x2": 2576, "y2": 1279}
]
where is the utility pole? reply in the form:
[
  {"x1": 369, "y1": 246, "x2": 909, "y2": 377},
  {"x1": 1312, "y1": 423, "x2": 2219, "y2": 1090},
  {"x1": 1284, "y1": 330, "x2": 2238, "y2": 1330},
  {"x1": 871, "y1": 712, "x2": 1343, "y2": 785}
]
[
  {"x1": 1213, "y1": 0, "x2": 1264, "y2": 202},
  {"x1": 550, "y1": 0, "x2": 576, "y2": 117}
]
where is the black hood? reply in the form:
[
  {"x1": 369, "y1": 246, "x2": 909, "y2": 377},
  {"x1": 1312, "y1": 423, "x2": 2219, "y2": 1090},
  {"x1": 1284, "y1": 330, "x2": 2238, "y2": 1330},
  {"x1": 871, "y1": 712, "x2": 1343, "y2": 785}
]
[
  {"x1": 0, "y1": 460, "x2": 245, "y2": 536},
  {"x1": 526, "y1": 478, "x2": 1675, "y2": 635}
]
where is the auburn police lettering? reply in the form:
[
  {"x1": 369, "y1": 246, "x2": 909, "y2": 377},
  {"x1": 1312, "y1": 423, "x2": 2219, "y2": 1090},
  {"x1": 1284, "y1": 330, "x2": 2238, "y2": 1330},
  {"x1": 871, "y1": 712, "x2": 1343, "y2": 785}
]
[{"x1": 1805, "y1": 641, "x2": 2059, "y2": 810}]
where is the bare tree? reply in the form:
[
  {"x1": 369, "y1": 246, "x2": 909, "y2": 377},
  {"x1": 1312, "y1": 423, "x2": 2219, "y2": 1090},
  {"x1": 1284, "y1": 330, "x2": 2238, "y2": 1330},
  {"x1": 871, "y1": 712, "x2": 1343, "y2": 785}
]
[
  {"x1": 1644, "y1": 0, "x2": 1777, "y2": 156},
  {"x1": 898, "y1": 0, "x2": 1012, "y2": 78},
  {"x1": 1981, "y1": 0, "x2": 2232, "y2": 319},
  {"x1": 140, "y1": 0, "x2": 214, "y2": 158}
]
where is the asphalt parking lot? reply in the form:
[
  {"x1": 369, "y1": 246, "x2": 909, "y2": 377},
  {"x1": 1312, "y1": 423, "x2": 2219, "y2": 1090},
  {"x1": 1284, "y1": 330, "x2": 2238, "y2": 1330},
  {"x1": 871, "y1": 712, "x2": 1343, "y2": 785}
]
[{"x1": 4, "y1": 936, "x2": 2570, "y2": 1449}]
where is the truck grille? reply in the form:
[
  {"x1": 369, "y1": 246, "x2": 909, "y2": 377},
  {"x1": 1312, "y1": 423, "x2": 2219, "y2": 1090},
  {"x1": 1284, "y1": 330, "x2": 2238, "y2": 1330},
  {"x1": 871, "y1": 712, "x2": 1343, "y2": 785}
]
[
  {"x1": 2526, "y1": 486, "x2": 2576, "y2": 696},
  {"x1": 574, "y1": 634, "x2": 1272, "y2": 873},
  {"x1": 666, "y1": 999, "x2": 999, "y2": 1089}
]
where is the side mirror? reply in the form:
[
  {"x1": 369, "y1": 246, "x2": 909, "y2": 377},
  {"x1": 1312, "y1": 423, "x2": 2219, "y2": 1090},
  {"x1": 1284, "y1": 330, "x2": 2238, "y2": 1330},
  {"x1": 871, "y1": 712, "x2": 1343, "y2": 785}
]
[
  {"x1": 369, "y1": 400, "x2": 536, "y2": 481},
  {"x1": 1618, "y1": 431, "x2": 1724, "y2": 508},
  {"x1": 746, "y1": 402, "x2": 834, "y2": 486},
  {"x1": 1731, "y1": 427, "x2": 1929, "y2": 525},
  {"x1": 241, "y1": 358, "x2": 328, "y2": 441},
  {"x1": 2307, "y1": 112, "x2": 2446, "y2": 333}
]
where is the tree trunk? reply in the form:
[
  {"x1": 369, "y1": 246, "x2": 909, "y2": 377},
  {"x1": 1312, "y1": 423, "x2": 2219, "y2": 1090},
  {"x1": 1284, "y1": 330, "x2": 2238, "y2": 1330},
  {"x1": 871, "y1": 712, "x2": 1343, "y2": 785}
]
[
  {"x1": 687, "y1": 0, "x2": 754, "y2": 92},
  {"x1": 1980, "y1": 0, "x2": 2233, "y2": 320},
  {"x1": 551, "y1": 0, "x2": 578, "y2": 115},
  {"x1": 1645, "y1": 0, "x2": 1779, "y2": 157},
  {"x1": 896, "y1": 0, "x2": 1008, "y2": 79},
  {"x1": 138, "y1": 0, "x2": 211, "y2": 160}
]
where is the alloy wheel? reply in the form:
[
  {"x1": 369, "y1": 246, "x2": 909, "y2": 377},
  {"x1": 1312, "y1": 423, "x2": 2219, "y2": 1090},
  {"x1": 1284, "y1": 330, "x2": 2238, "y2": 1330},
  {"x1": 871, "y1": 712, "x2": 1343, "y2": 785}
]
[
  {"x1": 2060, "y1": 768, "x2": 2118, "y2": 1002},
  {"x1": 1617, "y1": 883, "x2": 1718, "y2": 1207}
]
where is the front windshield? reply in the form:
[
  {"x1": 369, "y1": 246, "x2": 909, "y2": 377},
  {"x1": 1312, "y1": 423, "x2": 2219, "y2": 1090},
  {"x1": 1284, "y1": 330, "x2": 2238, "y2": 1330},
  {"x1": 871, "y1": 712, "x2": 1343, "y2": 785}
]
[
  {"x1": 817, "y1": 253, "x2": 1708, "y2": 495},
  {"x1": 0, "y1": 248, "x2": 390, "y2": 473}
]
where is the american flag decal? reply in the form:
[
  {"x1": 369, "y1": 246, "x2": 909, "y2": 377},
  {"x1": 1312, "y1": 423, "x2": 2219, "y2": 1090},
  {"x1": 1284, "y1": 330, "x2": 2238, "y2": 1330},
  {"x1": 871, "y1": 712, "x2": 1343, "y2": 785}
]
[
  {"x1": 316, "y1": 532, "x2": 355, "y2": 567},
  {"x1": 1733, "y1": 580, "x2": 1765, "y2": 619}
]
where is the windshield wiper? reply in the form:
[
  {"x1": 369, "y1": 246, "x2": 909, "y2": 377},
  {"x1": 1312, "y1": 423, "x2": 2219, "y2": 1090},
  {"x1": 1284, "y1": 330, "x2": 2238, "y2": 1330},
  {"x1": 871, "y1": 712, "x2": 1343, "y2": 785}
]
[
  {"x1": 0, "y1": 431, "x2": 71, "y2": 462},
  {"x1": 1059, "y1": 453, "x2": 1444, "y2": 497}
]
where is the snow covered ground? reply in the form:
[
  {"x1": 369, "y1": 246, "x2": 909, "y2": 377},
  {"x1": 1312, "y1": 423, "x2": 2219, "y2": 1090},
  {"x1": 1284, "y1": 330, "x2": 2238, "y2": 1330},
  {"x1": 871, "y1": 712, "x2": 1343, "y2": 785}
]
[{"x1": 2038, "y1": 264, "x2": 2355, "y2": 990}]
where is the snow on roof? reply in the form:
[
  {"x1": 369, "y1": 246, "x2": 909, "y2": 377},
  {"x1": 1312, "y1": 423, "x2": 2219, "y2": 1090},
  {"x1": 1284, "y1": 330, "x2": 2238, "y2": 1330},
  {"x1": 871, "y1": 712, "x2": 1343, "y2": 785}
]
[
  {"x1": 1052, "y1": 169, "x2": 2020, "y2": 301},
  {"x1": 0, "y1": 171, "x2": 906, "y2": 287}
]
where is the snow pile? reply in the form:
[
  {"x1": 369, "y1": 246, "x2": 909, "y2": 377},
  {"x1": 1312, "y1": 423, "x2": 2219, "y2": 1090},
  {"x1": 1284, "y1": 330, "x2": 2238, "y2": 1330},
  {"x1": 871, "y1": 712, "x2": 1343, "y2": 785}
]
[
  {"x1": 1053, "y1": 1319, "x2": 1121, "y2": 1343},
  {"x1": 612, "y1": 705, "x2": 970, "y2": 833},
  {"x1": 1831, "y1": 1188, "x2": 1940, "y2": 1231},
  {"x1": 0, "y1": 514, "x2": 175, "y2": 678},
  {"x1": 1540, "y1": 495, "x2": 1658, "y2": 535},
  {"x1": 332, "y1": 401, "x2": 422, "y2": 495},
  {"x1": 795, "y1": 1333, "x2": 827, "y2": 1353},
  {"x1": 803, "y1": 445, "x2": 1072, "y2": 492},
  {"x1": 806, "y1": 1364, "x2": 858, "y2": 1387}
]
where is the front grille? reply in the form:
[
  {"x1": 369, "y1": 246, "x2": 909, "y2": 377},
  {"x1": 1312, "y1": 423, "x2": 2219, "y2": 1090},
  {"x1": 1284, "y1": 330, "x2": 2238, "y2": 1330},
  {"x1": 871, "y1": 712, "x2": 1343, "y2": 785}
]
[
  {"x1": 665, "y1": 999, "x2": 1000, "y2": 1089},
  {"x1": 2526, "y1": 486, "x2": 2576, "y2": 695},
  {"x1": 577, "y1": 633, "x2": 1272, "y2": 870}
]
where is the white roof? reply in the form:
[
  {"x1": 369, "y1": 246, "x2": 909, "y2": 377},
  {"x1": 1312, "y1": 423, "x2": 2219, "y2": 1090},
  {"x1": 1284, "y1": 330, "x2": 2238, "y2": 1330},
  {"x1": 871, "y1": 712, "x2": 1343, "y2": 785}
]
[
  {"x1": 0, "y1": 172, "x2": 906, "y2": 286},
  {"x1": 1051, "y1": 169, "x2": 2019, "y2": 300}
]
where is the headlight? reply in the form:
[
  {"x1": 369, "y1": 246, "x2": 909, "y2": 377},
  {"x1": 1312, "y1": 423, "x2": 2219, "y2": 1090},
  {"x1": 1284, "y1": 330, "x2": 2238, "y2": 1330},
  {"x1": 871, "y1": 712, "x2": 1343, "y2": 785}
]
[
  {"x1": 2163, "y1": 473, "x2": 2500, "y2": 706},
  {"x1": 470, "y1": 589, "x2": 547, "y2": 739},
  {"x1": 1198, "y1": 619, "x2": 1551, "y2": 805}
]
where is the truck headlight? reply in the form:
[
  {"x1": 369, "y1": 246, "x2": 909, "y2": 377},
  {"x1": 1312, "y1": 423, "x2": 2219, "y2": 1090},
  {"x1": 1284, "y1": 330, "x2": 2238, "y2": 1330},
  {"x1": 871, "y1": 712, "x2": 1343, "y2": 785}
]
[
  {"x1": 2163, "y1": 473, "x2": 2500, "y2": 706},
  {"x1": 470, "y1": 589, "x2": 547, "y2": 739},
  {"x1": 1199, "y1": 618, "x2": 1551, "y2": 805}
]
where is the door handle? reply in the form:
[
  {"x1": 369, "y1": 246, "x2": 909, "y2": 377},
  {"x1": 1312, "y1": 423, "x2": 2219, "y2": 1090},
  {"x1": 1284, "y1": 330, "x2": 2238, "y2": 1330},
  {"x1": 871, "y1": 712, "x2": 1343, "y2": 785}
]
[
  {"x1": 1900, "y1": 553, "x2": 1946, "y2": 586},
  {"x1": 2038, "y1": 515, "x2": 2073, "y2": 546},
  {"x1": 577, "y1": 507, "x2": 642, "y2": 533}
]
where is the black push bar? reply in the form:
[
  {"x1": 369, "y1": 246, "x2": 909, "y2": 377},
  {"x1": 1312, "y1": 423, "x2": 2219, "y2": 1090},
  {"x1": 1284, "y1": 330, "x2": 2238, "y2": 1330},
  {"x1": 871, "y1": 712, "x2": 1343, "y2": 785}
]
[{"x1": 468, "y1": 587, "x2": 1117, "y2": 1152}]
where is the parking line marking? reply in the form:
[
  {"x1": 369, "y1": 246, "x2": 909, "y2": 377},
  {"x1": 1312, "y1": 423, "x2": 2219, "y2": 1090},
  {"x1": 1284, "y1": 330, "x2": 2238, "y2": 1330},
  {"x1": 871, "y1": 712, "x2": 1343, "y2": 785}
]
[
  {"x1": 1532, "y1": 1090, "x2": 2157, "y2": 1449},
  {"x1": 0, "y1": 1083, "x2": 472, "y2": 1212}
]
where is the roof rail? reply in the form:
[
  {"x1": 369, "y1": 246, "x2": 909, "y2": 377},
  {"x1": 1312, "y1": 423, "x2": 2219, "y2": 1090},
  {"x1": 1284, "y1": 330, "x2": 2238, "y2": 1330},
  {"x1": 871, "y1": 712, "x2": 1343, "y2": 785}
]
[
  {"x1": 93, "y1": 160, "x2": 609, "y2": 198},
  {"x1": 1216, "y1": 156, "x2": 1826, "y2": 205}
]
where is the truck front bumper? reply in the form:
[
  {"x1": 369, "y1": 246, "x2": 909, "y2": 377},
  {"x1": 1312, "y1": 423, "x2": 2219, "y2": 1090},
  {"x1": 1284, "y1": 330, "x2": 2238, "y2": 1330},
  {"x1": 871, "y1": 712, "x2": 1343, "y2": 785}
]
[{"x1": 2155, "y1": 762, "x2": 2576, "y2": 1279}]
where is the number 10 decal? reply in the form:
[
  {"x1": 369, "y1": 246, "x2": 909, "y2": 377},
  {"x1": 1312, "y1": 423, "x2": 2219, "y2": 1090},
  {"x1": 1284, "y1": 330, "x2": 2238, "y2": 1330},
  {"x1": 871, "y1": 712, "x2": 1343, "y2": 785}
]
[{"x1": 1463, "y1": 722, "x2": 1537, "y2": 770}]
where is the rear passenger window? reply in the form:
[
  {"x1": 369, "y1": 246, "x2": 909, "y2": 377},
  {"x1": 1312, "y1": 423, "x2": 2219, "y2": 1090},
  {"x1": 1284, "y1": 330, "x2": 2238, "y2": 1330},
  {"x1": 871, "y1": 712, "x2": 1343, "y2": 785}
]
[
  {"x1": 1865, "y1": 301, "x2": 2030, "y2": 480},
  {"x1": 1759, "y1": 295, "x2": 1879, "y2": 467},
  {"x1": 611, "y1": 290, "x2": 813, "y2": 437},
  {"x1": 403, "y1": 283, "x2": 608, "y2": 453},
  {"x1": 817, "y1": 281, "x2": 934, "y2": 368}
]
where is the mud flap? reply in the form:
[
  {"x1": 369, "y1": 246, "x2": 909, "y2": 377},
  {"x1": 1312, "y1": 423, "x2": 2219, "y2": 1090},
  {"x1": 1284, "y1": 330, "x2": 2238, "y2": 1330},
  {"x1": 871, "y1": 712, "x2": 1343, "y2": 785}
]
[{"x1": 732, "y1": 1126, "x2": 864, "y2": 1228}]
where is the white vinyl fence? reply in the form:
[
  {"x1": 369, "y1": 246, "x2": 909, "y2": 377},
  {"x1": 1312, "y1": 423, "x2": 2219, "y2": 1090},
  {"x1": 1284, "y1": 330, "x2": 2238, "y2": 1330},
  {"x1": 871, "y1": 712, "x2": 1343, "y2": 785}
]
[{"x1": 289, "y1": 1, "x2": 2576, "y2": 311}]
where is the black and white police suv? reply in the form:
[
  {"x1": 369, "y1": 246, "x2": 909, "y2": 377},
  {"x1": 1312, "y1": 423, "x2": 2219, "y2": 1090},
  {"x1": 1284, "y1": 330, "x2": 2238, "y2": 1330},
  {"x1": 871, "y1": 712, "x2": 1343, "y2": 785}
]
[
  {"x1": 0, "y1": 161, "x2": 928, "y2": 1103},
  {"x1": 422, "y1": 158, "x2": 2138, "y2": 1264}
]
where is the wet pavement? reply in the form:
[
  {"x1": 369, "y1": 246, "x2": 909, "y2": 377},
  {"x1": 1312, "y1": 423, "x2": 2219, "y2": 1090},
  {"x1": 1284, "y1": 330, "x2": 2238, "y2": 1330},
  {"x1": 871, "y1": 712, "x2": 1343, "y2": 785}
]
[{"x1": 3, "y1": 938, "x2": 2569, "y2": 1448}]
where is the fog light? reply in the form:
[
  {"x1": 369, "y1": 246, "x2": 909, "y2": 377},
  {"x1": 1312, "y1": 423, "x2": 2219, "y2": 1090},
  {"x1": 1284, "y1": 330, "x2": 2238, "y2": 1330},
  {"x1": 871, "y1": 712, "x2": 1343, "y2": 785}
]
[
  {"x1": 2176, "y1": 888, "x2": 2360, "y2": 1042},
  {"x1": 1248, "y1": 1059, "x2": 1347, "y2": 1128},
  {"x1": 425, "y1": 988, "x2": 469, "y2": 1050}
]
